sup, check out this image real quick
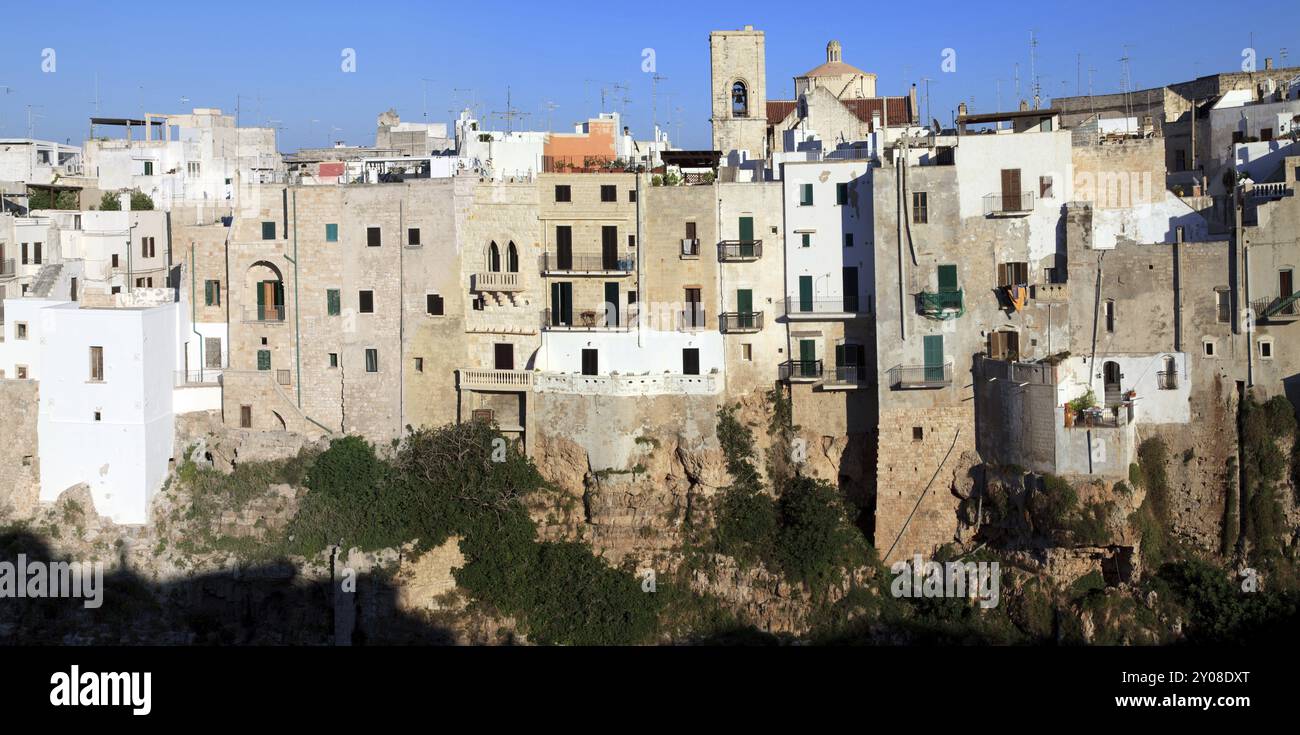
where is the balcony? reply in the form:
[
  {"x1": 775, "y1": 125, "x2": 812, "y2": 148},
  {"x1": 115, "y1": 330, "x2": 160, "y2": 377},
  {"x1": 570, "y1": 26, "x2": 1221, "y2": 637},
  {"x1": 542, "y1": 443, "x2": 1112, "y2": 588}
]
[
  {"x1": 1251, "y1": 294, "x2": 1300, "y2": 322},
  {"x1": 718, "y1": 240, "x2": 763, "y2": 262},
  {"x1": 917, "y1": 290, "x2": 965, "y2": 320},
  {"x1": 1248, "y1": 182, "x2": 1293, "y2": 201},
  {"x1": 823, "y1": 364, "x2": 870, "y2": 389},
  {"x1": 539, "y1": 253, "x2": 635, "y2": 275},
  {"x1": 888, "y1": 362, "x2": 953, "y2": 389},
  {"x1": 719, "y1": 311, "x2": 763, "y2": 333},
  {"x1": 472, "y1": 272, "x2": 524, "y2": 293},
  {"x1": 457, "y1": 368, "x2": 534, "y2": 392},
  {"x1": 541, "y1": 307, "x2": 633, "y2": 332},
  {"x1": 783, "y1": 297, "x2": 865, "y2": 320},
  {"x1": 983, "y1": 190, "x2": 1035, "y2": 217},
  {"x1": 244, "y1": 305, "x2": 285, "y2": 323},
  {"x1": 680, "y1": 239, "x2": 700, "y2": 258},
  {"x1": 1157, "y1": 371, "x2": 1178, "y2": 390},
  {"x1": 779, "y1": 359, "x2": 824, "y2": 383}
]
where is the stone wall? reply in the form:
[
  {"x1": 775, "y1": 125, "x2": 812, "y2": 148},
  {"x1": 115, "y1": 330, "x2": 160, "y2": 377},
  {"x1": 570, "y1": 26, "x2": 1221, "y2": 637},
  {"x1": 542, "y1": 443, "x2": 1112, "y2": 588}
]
[{"x1": 0, "y1": 380, "x2": 40, "y2": 519}]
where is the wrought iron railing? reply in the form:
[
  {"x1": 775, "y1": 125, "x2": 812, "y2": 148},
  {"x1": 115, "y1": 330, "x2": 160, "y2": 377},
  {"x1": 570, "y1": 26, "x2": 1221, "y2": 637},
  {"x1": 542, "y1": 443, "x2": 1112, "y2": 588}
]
[
  {"x1": 888, "y1": 362, "x2": 953, "y2": 389},
  {"x1": 719, "y1": 311, "x2": 763, "y2": 332},
  {"x1": 539, "y1": 253, "x2": 635, "y2": 273},
  {"x1": 983, "y1": 190, "x2": 1036, "y2": 216},
  {"x1": 718, "y1": 240, "x2": 763, "y2": 261},
  {"x1": 1157, "y1": 371, "x2": 1178, "y2": 390},
  {"x1": 1251, "y1": 294, "x2": 1300, "y2": 320},
  {"x1": 917, "y1": 290, "x2": 965, "y2": 319},
  {"x1": 541, "y1": 307, "x2": 633, "y2": 330},
  {"x1": 779, "y1": 359, "x2": 824, "y2": 381},
  {"x1": 244, "y1": 305, "x2": 285, "y2": 322},
  {"x1": 783, "y1": 297, "x2": 862, "y2": 315},
  {"x1": 827, "y1": 365, "x2": 868, "y2": 384}
]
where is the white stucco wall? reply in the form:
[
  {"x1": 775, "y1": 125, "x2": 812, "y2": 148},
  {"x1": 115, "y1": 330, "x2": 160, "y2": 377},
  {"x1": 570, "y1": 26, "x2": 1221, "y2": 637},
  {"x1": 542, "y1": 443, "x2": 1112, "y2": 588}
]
[
  {"x1": 536, "y1": 327, "x2": 724, "y2": 393},
  {"x1": 782, "y1": 161, "x2": 874, "y2": 311},
  {"x1": 1059, "y1": 352, "x2": 1191, "y2": 424}
]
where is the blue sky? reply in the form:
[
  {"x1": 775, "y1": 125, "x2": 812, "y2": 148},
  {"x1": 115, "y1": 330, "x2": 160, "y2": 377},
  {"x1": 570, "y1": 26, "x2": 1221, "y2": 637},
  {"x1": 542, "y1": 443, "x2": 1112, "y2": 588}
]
[{"x1": 1, "y1": 0, "x2": 1296, "y2": 151}]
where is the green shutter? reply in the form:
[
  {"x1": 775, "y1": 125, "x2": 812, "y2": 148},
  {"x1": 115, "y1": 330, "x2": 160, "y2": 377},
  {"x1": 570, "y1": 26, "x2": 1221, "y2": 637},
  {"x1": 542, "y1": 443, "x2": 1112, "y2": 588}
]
[
  {"x1": 799, "y1": 339, "x2": 816, "y2": 377},
  {"x1": 737, "y1": 289, "x2": 753, "y2": 328},
  {"x1": 257, "y1": 349, "x2": 271, "y2": 371},
  {"x1": 262, "y1": 221, "x2": 275, "y2": 240},
  {"x1": 937, "y1": 264, "x2": 958, "y2": 292},
  {"x1": 256, "y1": 280, "x2": 267, "y2": 320},
  {"x1": 801, "y1": 183, "x2": 813, "y2": 205},
  {"x1": 738, "y1": 216, "x2": 754, "y2": 242},
  {"x1": 327, "y1": 289, "x2": 340, "y2": 316},
  {"x1": 799, "y1": 276, "x2": 813, "y2": 312},
  {"x1": 325, "y1": 223, "x2": 338, "y2": 242},
  {"x1": 923, "y1": 335, "x2": 944, "y2": 382},
  {"x1": 204, "y1": 280, "x2": 214, "y2": 306}
]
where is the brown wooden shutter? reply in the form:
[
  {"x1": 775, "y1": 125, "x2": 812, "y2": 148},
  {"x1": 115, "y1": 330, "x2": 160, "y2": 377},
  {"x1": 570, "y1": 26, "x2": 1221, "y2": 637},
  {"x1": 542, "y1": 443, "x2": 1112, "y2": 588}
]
[{"x1": 1001, "y1": 169, "x2": 1022, "y2": 211}]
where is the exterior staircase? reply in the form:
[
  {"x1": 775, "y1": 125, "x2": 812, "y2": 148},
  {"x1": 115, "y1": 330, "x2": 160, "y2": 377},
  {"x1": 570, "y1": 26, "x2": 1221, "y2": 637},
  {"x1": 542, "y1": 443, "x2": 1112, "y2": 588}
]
[{"x1": 30, "y1": 263, "x2": 64, "y2": 297}]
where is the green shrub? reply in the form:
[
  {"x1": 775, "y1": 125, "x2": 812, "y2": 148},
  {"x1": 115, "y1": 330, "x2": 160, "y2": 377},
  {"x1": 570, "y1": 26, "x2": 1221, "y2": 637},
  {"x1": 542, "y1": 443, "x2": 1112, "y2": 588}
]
[{"x1": 774, "y1": 476, "x2": 867, "y2": 590}]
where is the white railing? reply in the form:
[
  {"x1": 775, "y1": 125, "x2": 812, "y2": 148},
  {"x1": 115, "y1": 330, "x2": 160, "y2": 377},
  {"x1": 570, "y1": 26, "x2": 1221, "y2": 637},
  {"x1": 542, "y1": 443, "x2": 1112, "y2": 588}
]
[
  {"x1": 176, "y1": 368, "x2": 224, "y2": 386},
  {"x1": 457, "y1": 368, "x2": 533, "y2": 390},
  {"x1": 534, "y1": 371, "x2": 720, "y2": 396},
  {"x1": 472, "y1": 272, "x2": 523, "y2": 292}
]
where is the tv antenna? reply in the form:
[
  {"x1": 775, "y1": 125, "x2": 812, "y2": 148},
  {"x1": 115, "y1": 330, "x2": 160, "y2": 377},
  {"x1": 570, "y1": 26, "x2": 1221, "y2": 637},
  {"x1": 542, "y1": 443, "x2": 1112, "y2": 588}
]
[
  {"x1": 542, "y1": 100, "x2": 559, "y2": 131},
  {"x1": 491, "y1": 86, "x2": 529, "y2": 133},
  {"x1": 421, "y1": 78, "x2": 436, "y2": 120},
  {"x1": 1029, "y1": 29, "x2": 1041, "y2": 109}
]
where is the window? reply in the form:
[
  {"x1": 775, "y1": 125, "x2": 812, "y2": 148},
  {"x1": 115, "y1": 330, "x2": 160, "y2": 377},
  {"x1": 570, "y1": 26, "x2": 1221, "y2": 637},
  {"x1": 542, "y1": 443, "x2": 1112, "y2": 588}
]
[
  {"x1": 937, "y1": 264, "x2": 959, "y2": 292},
  {"x1": 1203, "y1": 340, "x2": 1216, "y2": 357},
  {"x1": 141, "y1": 236, "x2": 156, "y2": 258},
  {"x1": 741, "y1": 344, "x2": 752, "y2": 361},
  {"x1": 913, "y1": 427, "x2": 924, "y2": 442},
  {"x1": 997, "y1": 262, "x2": 1030, "y2": 287},
  {"x1": 1232, "y1": 131, "x2": 1245, "y2": 144},
  {"x1": 414, "y1": 357, "x2": 424, "y2": 372},
  {"x1": 1261, "y1": 128, "x2": 1274, "y2": 142},
  {"x1": 367, "y1": 227, "x2": 381, "y2": 247},
  {"x1": 1260, "y1": 339, "x2": 1274, "y2": 359},
  {"x1": 327, "y1": 289, "x2": 341, "y2": 316},
  {"x1": 801, "y1": 233, "x2": 811, "y2": 248},
  {"x1": 844, "y1": 233, "x2": 854, "y2": 248},
  {"x1": 836, "y1": 183, "x2": 849, "y2": 206},
  {"x1": 328, "y1": 353, "x2": 338, "y2": 368},
  {"x1": 555, "y1": 185, "x2": 571, "y2": 203},
  {"x1": 187, "y1": 161, "x2": 200, "y2": 178},
  {"x1": 912, "y1": 192, "x2": 928, "y2": 223},
  {"x1": 359, "y1": 290, "x2": 374, "y2": 313},
  {"x1": 408, "y1": 228, "x2": 420, "y2": 246},
  {"x1": 94, "y1": 411, "x2": 102, "y2": 422},
  {"x1": 495, "y1": 343, "x2": 515, "y2": 370},
  {"x1": 20, "y1": 243, "x2": 27, "y2": 265},
  {"x1": 1039, "y1": 175, "x2": 1054, "y2": 199},
  {"x1": 261, "y1": 221, "x2": 276, "y2": 240},
  {"x1": 16, "y1": 366, "x2": 27, "y2": 379},
  {"x1": 426, "y1": 294, "x2": 444, "y2": 316},
  {"x1": 1000, "y1": 168, "x2": 1024, "y2": 211},
  {"x1": 277, "y1": 369, "x2": 291, "y2": 386},
  {"x1": 33, "y1": 243, "x2": 42, "y2": 264},
  {"x1": 365, "y1": 348, "x2": 378, "y2": 373},
  {"x1": 581, "y1": 348, "x2": 598, "y2": 375},
  {"x1": 204, "y1": 338, "x2": 222, "y2": 368},
  {"x1": 257, "y1": 350, "x2": 271, "y2": 371},
  {"x1": 111, "y1": 253, "x2": 119, "y2": 268},
  {"x1": 600, "y1": 184, "x2": 617, "y2": 202},
  {"x1": 799, "y1": 183, "x2": 814, "y2": 206},
  {"x1": 628, "y1": 189, "x2": 637, "y2": 203},
  {"x1": 731, "y1": 81, "x2": 749, "y2": 117},
  {"x1": 143, "y1": 161, "x2": 154, "y2": 176},
  {"x1": 1215, "y1": 289, "x2": 1231, "y2": 323},
  {"x1": 15, "y1": 322, "x2": 27, "y2": 339},
  {"x1": 204, "y1": 279, "x2": 221, "y2": 306},
  {"x1": 685, "y1": 221, "x2": 697, "y2": 240},
  {"x1": 89, "y1": 346, "x2": 104, "y2": 381},
  {"x1": 1174, "y1": 150, "x2": 1187, "y2": 172},
  {"x1": 240, "y1": 405, "x2": 252, "y2": 428},
  {"x1": 1104, "y1": 300, "x2": 1116, "y2": 333},
  {"x1": 325, "y1": 223, "x2": 339, "y2": 242}
]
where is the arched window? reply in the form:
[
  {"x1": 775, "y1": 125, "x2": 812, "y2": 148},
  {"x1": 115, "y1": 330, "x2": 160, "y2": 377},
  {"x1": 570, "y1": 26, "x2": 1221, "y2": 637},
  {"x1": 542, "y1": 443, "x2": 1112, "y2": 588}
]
[
  {"x1": 507, "y1": 241, "x2": 519, "y2": 273},
  {"x1": 732, "y1": 81, "x2": 749, "y2": 118},
  {"x1": 488, "y1": 241, "x2": 501, "y2": 272}
]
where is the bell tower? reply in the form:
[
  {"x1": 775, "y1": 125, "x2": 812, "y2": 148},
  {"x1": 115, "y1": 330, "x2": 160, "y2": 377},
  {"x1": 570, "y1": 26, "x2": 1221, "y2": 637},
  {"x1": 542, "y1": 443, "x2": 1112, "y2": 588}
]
[{"x1": 709, "y1": 26, "x2": 767, "y2": 160}]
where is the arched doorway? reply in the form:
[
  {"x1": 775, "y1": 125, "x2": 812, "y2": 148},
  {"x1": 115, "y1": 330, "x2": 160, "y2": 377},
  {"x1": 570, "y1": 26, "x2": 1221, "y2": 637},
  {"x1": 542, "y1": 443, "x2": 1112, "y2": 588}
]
[
  {"x1": 1103, "y1": 361, "x2": 1122, "y2": 406},
  {"x1": 506, "y1": 241, "x2": 519, "y2": 273},
  {"x1": 488, "y1": 241, "x2": 501, "y2": 272}
]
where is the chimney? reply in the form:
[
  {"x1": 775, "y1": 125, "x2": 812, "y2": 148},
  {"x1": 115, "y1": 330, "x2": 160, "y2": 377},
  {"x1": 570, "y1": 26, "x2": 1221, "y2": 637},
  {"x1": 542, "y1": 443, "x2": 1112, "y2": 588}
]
[
  {"x1": 1265, "y1": 57, "x2": 1274, "y2": 70},
  {"x1": 1019, "y1": 100, "x2": 1030, "y2": 112},
  {"x1": 958, "y1": 102, "x2": 968, "y2": 118}
]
